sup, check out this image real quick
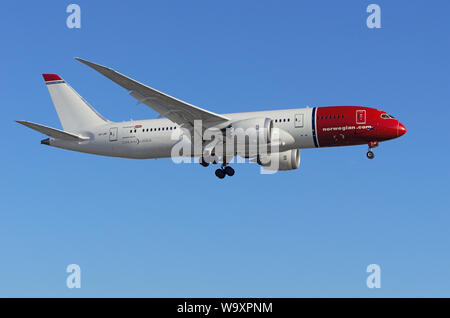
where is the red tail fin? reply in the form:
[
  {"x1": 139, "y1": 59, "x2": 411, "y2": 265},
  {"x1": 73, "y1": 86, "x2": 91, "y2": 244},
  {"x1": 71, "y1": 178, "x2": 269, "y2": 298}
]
[{"x1": 42, "y1": 74, "x2": 62, "y2": 82}]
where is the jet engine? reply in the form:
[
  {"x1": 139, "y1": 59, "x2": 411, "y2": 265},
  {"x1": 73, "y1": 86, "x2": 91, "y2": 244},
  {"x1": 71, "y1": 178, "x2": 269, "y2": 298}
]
[
  {"x1": 229, "y1": 117, "x2": 273, "y2": 144},
  {"x1": 258, "y1": 149, "x2": 300, "y2": 171}
]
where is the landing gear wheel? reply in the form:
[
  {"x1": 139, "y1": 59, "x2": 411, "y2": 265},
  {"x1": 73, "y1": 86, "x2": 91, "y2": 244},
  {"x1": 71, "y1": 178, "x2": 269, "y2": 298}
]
[
  {"x1": 215, "y1": 169, "x2": 226, "y2": 179},
  {"x1": 200, "y1": 157, "x2": 209, "y2": 167},
  {"x1": 366, "y1": 151, "x2": 375, "y2": 159},
  {"x1": 224, "y1": 166, "x2": 235, "y2": 177}
]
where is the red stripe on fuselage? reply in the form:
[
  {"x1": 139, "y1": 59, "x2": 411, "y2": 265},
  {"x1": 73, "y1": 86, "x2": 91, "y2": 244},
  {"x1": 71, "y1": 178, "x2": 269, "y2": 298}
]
[{"x1": 316, "y1": 106, "x2": 385, "y2": 147}]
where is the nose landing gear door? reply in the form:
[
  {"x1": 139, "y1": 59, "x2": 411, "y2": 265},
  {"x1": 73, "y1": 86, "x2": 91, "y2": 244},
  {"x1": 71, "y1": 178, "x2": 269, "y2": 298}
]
[{"x1": 109, "y1": 127, "x2": 118, "y2": 141}]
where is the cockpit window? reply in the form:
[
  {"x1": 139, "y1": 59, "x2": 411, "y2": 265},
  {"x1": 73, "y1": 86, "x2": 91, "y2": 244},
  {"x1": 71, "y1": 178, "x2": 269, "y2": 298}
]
[{"x1": 381, "y1": 113, "x2": 395, "y2": 119}]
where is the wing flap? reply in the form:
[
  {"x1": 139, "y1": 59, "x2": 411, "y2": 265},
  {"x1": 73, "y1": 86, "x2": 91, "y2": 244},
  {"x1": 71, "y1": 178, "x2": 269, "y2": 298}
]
[{"x1": 15, "y1": 120, "x2": 89, "y2": 142}]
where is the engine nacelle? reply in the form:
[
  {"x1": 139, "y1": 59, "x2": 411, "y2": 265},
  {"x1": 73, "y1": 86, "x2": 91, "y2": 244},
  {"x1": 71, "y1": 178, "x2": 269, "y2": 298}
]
[
  {"x1": 229, "y1": 117, "x2": 273, "y2": 144},
  {"x1": 259, "y1": 149, "x2": 300, "y2": 171}
]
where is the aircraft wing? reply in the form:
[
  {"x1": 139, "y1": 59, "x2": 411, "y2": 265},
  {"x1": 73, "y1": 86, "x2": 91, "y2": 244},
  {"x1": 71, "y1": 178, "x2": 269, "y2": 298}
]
[
  {"x1": 75, "y1": 58, "x2": 230, "y2": 130},
  {"x1": 15, "y1": 120, "x2": 89, "y2": 142}
]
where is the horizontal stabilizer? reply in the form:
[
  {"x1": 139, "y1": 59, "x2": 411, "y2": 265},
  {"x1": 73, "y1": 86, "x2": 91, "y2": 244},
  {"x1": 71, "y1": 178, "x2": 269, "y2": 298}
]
[{"x1": 15, "y1": 120, "x2": 89, "y2": 142}]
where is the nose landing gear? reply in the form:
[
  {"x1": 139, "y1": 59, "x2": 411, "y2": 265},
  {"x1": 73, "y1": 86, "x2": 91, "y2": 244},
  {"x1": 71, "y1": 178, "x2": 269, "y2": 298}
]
[{"x1": 366, "y1": 141, "x2": 378, "y2": 160}]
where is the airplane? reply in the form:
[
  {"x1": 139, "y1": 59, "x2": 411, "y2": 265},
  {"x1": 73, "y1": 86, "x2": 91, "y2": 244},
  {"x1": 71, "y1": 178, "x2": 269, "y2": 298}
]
[{"x1": 16, "y1": 58, "x2": 407, "y2": 179}]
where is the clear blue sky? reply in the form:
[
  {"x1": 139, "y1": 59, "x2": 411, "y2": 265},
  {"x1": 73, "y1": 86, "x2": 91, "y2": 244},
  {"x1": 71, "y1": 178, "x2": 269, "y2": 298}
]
[{"x1": 1, "y1": 0, "x2": 449, "y2": 297}]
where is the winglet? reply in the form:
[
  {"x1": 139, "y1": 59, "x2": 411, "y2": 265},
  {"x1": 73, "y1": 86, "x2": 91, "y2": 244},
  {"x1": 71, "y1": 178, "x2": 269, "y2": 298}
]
[
  {"x1": 75, "y1": 57, "x2": 114, "y2": 74},
  {"x1": 42, "y1": 74, "x2": 62, "y2": 82}
]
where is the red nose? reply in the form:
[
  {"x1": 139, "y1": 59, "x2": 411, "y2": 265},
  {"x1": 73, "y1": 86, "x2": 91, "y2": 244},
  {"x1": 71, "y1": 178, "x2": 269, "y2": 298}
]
[{"x1": 397, "y1": 122, "x2": 407, "y2": 137}]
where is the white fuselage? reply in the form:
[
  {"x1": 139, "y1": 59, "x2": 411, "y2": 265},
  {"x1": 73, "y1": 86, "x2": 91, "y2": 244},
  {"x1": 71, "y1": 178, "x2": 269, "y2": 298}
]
[{"x1": 49, "y1": 108, "x2": 317, "y2": 159}]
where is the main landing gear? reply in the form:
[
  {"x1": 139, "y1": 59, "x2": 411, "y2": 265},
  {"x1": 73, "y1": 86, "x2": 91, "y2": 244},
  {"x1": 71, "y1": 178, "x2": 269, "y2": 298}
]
[
  {"x1": 366, "y1": 141, "x2": 378, "y2": 160},
  {"x1": 215, "y1": 166, "x2": 235, "y2": 179},
  {"x1": 200, "y1": 156, "x2": 235, "y2": 179},
  {"x1": 200, "y1": 157, "x2": 209, "y2": 167}
]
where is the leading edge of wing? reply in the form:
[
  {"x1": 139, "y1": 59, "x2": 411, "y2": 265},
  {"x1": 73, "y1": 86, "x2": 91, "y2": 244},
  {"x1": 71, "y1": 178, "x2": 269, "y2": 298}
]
[{"x1": 74, "y1": 57, "x2": 230, "y2": 123}]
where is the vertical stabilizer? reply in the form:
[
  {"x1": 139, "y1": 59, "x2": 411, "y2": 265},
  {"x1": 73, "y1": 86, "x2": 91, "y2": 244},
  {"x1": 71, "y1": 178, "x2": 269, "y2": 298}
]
[{"x1": 43, "y1": 74, "x2": 107, "y2": 132}]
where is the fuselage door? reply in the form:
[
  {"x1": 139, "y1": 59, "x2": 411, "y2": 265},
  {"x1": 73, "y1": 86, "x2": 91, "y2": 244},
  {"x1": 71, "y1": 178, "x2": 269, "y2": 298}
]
[
  {"x1": 294, "y1": 114, "x2": 304, "y2": 128},
  {"x1": 356, "y1": 110, "x2": 366, "y2": 124},
  {"x1": 109, "y1": 127, "x2": 118, "y2": 141}
]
